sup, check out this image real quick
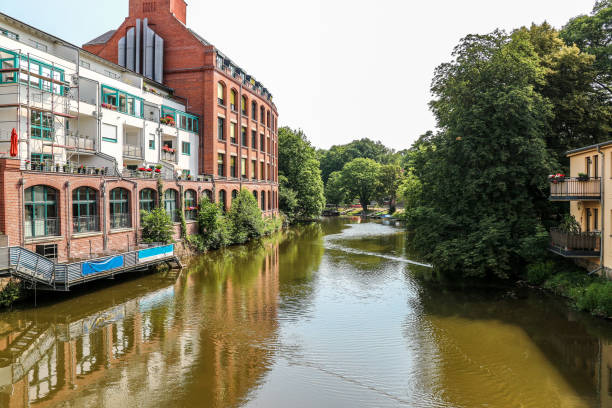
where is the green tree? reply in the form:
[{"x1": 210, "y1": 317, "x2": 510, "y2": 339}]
[
  {"x1": 340, "y1": 158, "x2": 381, "y2": 214},
  {"x1": 278, "y1": 127, "x2": 325, "y2": 220},
  {"x1": 325, "y1": 171, "x2": 346, "y2": 206},
  {"x1": 397, "y1": 171, "x2": 423, "y2": 210},
  {"x1": 227, "y1": 189, "x2": 264, "y2": 244},
  {"x1": 198, "y1": 197, "x2": 231, "y2": 249},
  {"x1": 319, "y1": 138, "x2": 396, "y2": 182},
  {"x1": 141, "y1": 207, "x2": 174, "y2": 244},
  {"x1": 406, "y1": 29, "x2": 553, "y2": 279},
  {"x1": 278, "y1": 175, "x2": 299, "y2": 222},
  {"x1": 376, "y1": 164, "x2": 404, "y2": 213}
]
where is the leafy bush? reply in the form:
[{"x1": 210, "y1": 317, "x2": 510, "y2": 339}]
[
  {"x1": 227, "y1": 189, "x2": 264, "y2": 244},
  {"x1": 0, "y1": 280, "x2": 21, "y2": 307},
  {"x1": 198, "y1": 198, "x2": 231, "y2": 249},
  {"x1": 263, "y1": 214, "x2": 284, "y2": 235},
  {"x1": 526, "y1": 260, "x2": 554, "y2": 285},
  {"x1": 141, "y1": 207, "x2": 174, "y2": 244},
  {"x1": 573, "y1": 281, "x2": 612, "y2": 317}
]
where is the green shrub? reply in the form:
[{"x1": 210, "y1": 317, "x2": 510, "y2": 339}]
[
  {"x1": 0, "y1": 280, "x2": 21, "y2": 307},
  {"x1": 198, "y1": 198, "x2": 231, "y2": 249},
  {"x1": 526, "y1": 260, "x2": 554, "y2": 285},
  {"x1": 574, "y1": 281, "x2": 612, "y2": 317},
  {"x1": 227, "y1": 189, "x2": 264, "y2": 244},
  {"x1": 141, "y1": 207, "x2": 174, "y2": 244}
]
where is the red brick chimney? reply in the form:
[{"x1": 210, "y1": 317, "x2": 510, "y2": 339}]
[{"x1": 128, "y1": 0, "x2": 187, "y2": 24}]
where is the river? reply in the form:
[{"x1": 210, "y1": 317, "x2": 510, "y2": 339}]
[{"x1": 0, "y1": 217, "x2": 610, "y2": 407}]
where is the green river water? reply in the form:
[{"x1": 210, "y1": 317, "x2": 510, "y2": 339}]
[{"x1": 0, "y1": 217, "x2": 610, "y2": 407}]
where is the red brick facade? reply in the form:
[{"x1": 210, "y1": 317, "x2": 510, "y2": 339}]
[
  {"x1": 0, "y1": 159, "x2": 277, "y2": 262},
  {"x1": 82, "y1": 0, "x2": 278, "y2": 198}
]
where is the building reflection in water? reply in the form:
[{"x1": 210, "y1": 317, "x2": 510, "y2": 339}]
[{"x1": 0, "y1": 239, "x2": 281, "y2": 408}]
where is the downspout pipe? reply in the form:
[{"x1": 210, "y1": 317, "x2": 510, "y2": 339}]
[{"x1": 598, "y1": 145, "x2": 605, "y2": 275}]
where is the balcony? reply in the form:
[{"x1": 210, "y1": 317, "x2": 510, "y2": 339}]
[
  {"x1": 65, "y1": 134, "x2": 95, "y2": 151},
  {"x1": 161, "y1": 150, "x2": 177, "y2": 163},
  {"x1": 549, "y1": 178, "x2": 600, "y2": 201},
  {"x1": 73, "y1": 216, "x2": 99, "y2": 234},
  {"x1": 110, "y1": 213, "x2": 131, "y2": 230},
  {"x1": 549, "y1": 228, "x2": 601, "y2": 258},
  {"x1": 25, "y1": 218, "x2": 60, "y2": 239},
  {"x1": 123, "y1": 144, "x2": 143, "y2": 158}
]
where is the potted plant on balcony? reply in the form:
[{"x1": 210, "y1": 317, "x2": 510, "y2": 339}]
[
  {"x1": 24, "y1": 160, "x2": 30, "y2": 170},
  {"x1": 548, "y1": 173, "x2": 566, "y2": 184},
  {"x1": 62, "y1": 163, "x2": 69, "y2": 173},
  {"x1": 577, "y1": 172, "x2": 589, "y2": 181},
  {"x1": 95, "y1": 168, "x2": 100, "y2": 175}
]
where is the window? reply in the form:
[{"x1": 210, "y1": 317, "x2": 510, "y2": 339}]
[
  {"x1": 230, "y1": 156, "x2": 237, "y2": 178},
  {"x1": 232, "y1": 190, "x2": 239, "y2": 202},
  {"x1": 251, "y1": 101, "x2": 257, "y2": 121},
  {"x1": 219, "y1": 190, "x2": 227, "y2": 212},
  {"x1": 185, "y1": 190, "x2": 197, "y2": 221},
  {"x1": 230, "y1": 89, "x2": 237, "y2": 111},
  {"x1": 267, "y1": 111, "x2": 270, "y2": 127},
  {"x1": 139, "y1": 188, "x2": 156, "y2": 218},
  {"x1": 260, "y1": 106, "x2": 265, "y2": 123},
  {"x1": 31, "y1": 153, "x2": 52, "y2": 165},
  {"x1": 218, "y1": 153, "x2": 225, "y2": 177},
  {"x1": 203, "y1": 189, "x2": 212, "y2": 202},
  {"x1": 110, "y1": 188, "x2": 131, "y2": 229},
  {"x1": 268, "y1": 191, "x2": 271, "y2": 210},
  {"x1": 164, "y1": 189, "x2": 179, "y2": 222},
  {"x1": 29, "y1": 39, "x2": 47, "y2": 52},
  {"x1": 595, "y1": 208, "x2": 599, "y2": 231},
  {"x1": 251, "y1": 159, "x2": 256, "y2": 179},
  {"x1": 178, "y1": 112, "x2": 199, "y2": 133},
  {"x1": 586, "y1": 208, "x2": 591, "y2": 232},
  {"x1": 241, "y1": 96, "x2": 247, "y2": 116},
  {"x1": 24, "y1": 186, "x2": 59, "y2": 238},
  {"x1": 260, "y1": 134, "x2": 265, "y2": 153},
  {"x1": 241, "y1": 126, "x2": 247, "y2": 146},
  {"x1": 217, "y1": 82, "x2": 225, "y2": 105},
  {"x1": 30, "y1": 109, "x2": 53, "y2": 140},
  {"x1": 182, "y1": 169, "x2": 190, "y2": 178},
  {"x1": 149, "y1": 136, "x2": 155, "y2": 150},
  {"x1": 101, "y1": 85, "x2": 143, "y2": 118},
  {"x1": 241, "y1": 158, "x2": 247, "y2": 178},
  {"x1": 261, "y1": 191, "x2": 266, "y2": 211},
  {"x1": 260, "y1": 162, "x2": 265, "y2": 180},
  {"x1": 253, "y1": 191, "x2": 258, "y2": 202},
  {"x1": 230, "y1": 122, "x2": 236, "y2": 144},
  {"x1": 182, "y1": 141, "x2": 191, "y2": 155},
  {"x1": 0, "y1": 27, "x2": 18, "y2": 41},
  {"x1": 251, "y1": 130, "x2": 257, "y2": 149},
  {"x1": 102, "y1": 123, "x2": 117, "y2": 142},
  {"x1": 594, "y1": 155, "x2": 599, "y2": 179},
  {"x1": 586, "y1": 157, "x2": 592, "y2": 178},
  {"x1": 72, "y1": 187, "x2": 98, "y2": 233},
  {"x1": 218, "y1": 117, "x2": 225, "y2": 141}
]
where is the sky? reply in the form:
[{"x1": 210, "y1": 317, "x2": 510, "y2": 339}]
[{"x1": 0, "y1": 0, "x2": 596, "y2": 150}]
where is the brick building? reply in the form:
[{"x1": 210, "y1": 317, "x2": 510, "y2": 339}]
[{"x1": 0, "y1": 1, "x2": 278, "y2": 262}]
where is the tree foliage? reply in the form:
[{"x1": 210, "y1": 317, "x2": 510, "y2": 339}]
[
  {"x1": 325, "y1": 171, "x2": 346, "y2": 206},
  {"x1": 141, "y1": 207, "x2": 174, "y2": 244},
  {"x1": 340, "y1": 158, "x2": 381, "y2": 213},
  {"x1": 226, "y1": 189, "x2": 264, "y2": 244},
  {"x1": 376, "y1": 164, "x2": 404, "y2": 213},
  {"x1": 197, "y1": 197, "x2": 231, "y2": 250},
  {"x1": 278, "y1": 127, "x2": 325, "y2": 220},
  {"x1": 319, "y1": 138, "x2": 396, "y2": 182}
]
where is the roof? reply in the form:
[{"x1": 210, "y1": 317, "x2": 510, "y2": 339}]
[
  {"x1": 83, "y1": 29, "x2": 117, "y2": 46},
  {"x1": 187, "y1": 28, "x2": 211, "y2": 46},
  {"x1": 566, "y1": 140, "x2": 612, "y2": 156}
]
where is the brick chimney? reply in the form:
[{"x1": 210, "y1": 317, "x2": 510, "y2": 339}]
[{"x1": 128, "y1": 0, "x2": 187, "y2": 24}]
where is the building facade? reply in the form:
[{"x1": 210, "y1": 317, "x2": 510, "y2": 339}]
[
  {"x1": 0, "y1": 4, "x2": 278, "y2": 262},
  {"x1": 549, "y1": 142, "x2": 612, "y2": 275}
]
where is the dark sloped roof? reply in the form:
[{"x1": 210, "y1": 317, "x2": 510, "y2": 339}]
[{"x1": 84, "y1": 29, "x2": 117, "y2": 45}]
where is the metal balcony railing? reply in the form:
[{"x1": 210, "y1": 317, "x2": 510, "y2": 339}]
[
  {"x1": 25, "y1": 218, "x2": 60, "y2": 239},
  {"x1": 72, "y1": 216, "x2": 99, "y2": 234},
  {"x1": 161, "y1": 150, "x2": 177, "y2": 163},
  {"x1": 549, "y1": 227, "x2": 601, "y2": 258},
  {"x1": 123, "y1": 144, "x2": 142, "y2": 158},
  {"x1": 110, "y1": 213, "x2": 131, "y2": 230},
  {"x1": 65, "y1": 134, "x2": 95, "y2": 151},
  {"x1": 549, "y1": 178, "x2": 601, "y2": 201}
]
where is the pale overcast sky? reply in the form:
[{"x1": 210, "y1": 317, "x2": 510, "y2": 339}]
[{"x1": 1, "y1": 0, "x2": 595, "y2": 150}]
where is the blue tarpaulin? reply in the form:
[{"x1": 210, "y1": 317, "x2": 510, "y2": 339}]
[
  {"x1": 82, "y1": 255, "x2": 124, "y2": 276},
  {"x1": 138, "y1": 245, "x2": 174, "y2": 263}
]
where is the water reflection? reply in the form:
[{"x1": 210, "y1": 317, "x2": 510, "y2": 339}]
[{"x1": 0, "y1": 219, "x2": 611, "y2": 407}]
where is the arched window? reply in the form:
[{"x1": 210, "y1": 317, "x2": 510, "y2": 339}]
[
  {"x1": 139, "y1": 188, "x2": 156, "y2": 220},
  {"x1": 241, "y1": 96, "x2": 247, "y2": 116},
  {"x1": 164, "y1": 189, "x2": 178, "y2": 222},
  {"x1": 110, "y1": 188, "x2": 131, "y2": 229},
  {"x1": 231, "y1": 189, "x2": 238, "y2": 204},
  {"x1": 261, "y1": 192, "x2": 266, "y2": 211},
  {"x1": 203, "y1": 189, "x2": 212, "y2": 202},
  {"x1": 217, "y1": 82, "x2": 226, "y2": 105},
  {"x1": 219, "y1": 189, "x2": 227, "y2": 212},
  {"x1": 230, "y1": 89, "x2": 237, "y2": 111},
  {"x1": 185, "y1": 189, "x2": 197, "y2": 221},
  {"x1": 251, "y1": 101, "x2": 257, "y2": 121},
  {"x1": 24, "y1": 185, "x2": 59, "y2": 238},
  {"x1": 268, "y1": 191, "x2": 271, "y2": 210},
  {"x1": 260, "y1": 106, "x2": 265, "y2": 123},
  {"x1": 253, "y1": 190, "x2": 258, "y2": 201},
  {"x1": 266, "y1": 110, "x2": 270, "y2": 128},
  {"x1": 72, "y1": 187, "x2": 98, "y2": 233}
]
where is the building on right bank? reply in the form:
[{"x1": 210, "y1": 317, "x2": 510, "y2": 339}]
[{"x1": 548, "y1": 141, "x2": 612, "y2": 275}]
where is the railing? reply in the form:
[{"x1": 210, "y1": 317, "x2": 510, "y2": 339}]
[
  {"x1": 72, "y1": 216, "x2": 99, "y2": 234},
  {"x1": 110, "y1": 213, "x2": 131, "y2": 230},
  {"x1": 25, "y1": 218, "x2": 60, "y2": 239},
  {"x1": 65, "y1": 134, "x2": 95, "y2": 151},
  {"x1": 123, "y1": 144, "x2": 142, "y2": 158},
  {"x1": 550, "y1": 228, "x2": 601, "y2": 256},
  {"x1": 161, "y1": 150, "x2": 177, "y2": 163},
  {"x1": 550, "y1": 178, "x2": 601, "y2": 200},
  {"x1": 22, "y1": 160, "x2": 112, "y2": 176}
]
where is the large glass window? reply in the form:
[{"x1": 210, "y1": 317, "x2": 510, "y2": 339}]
[
  {"x1": 101, "y1": 85, "x2": 144, "y2": 118},
  {"x1": 241, "y1": 158, "x2": 247, "y2": 178},
  {"x1": 230, "y1": 89, "x2": 237, "y2": 111},
  {"x1": 261, "y1": 191, "x2": 266, "y2": 211},
  {"x1": 217, "y1": 82, "x2": 225, "y2": 105},
  {"x1": 218, "y1": 117, "x2": 225, "y2": 141},
  {"x1": 31, "y1": 109, "x2": 53, "y2": 140},
  {"x1": 251, "y1": 159, "x2": 257, "y2": 179},
  {"x1": 230, "y1": 122, "x2": 236, "y2": 144},
  {"x1": 241, "y1": 96, "x2": 247, "y2": 116},
  {"x1": 164, "y1": 189, "x2": 179, "y2": 222},
  {"x1": 72, "y1": 187, "x2": 98, "y2": 233},
  {"x1": 203, "y1": 189, "x2": 213, "y2": 202},
  {"x1": 110, "y1": 188, "x2": 131, "y2": 229},
  {"x1": 260, "y1": 134, "x2": 265, "y2": 153},
  {"x1": 184, "y1": 190, "x2": 197, "y2": 221},
  {"x1": 182, "y1": 141, "x2": 191, "y2": 155},
  {"x1": 251, "y1": 101, "x2": 257, "y2": 121},
  {"x1": 12, "y1": 51, "x2": 65, "y2": 94},
  {"x1": 251, "y1": 130, "x2": 257, "y2": 149},
  {"x1": 218, "y1": 153, "x2": 225, "y2": 177},
  {"x1": 230, "y1": 156, "x2": 237, "y2": 178},
  {"x1": 241, "y1": 126, "x2": 247, "y2": 146},
  {"x1": 219, "y1": 190, "x2": 227, "y2": 212},
  {"x1": 139, "y1": 188, "x2": 156, "y2": 217},
  {"x1": 25, "y1": 186, "x2": 59, "y2": 238}
]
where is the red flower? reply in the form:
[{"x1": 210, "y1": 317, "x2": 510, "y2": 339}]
[
  {"x1": 155, "y1": 168, "x2": 161, "y2": 173},
  {"x1": 146, "y1": 168, "x2": 152, "y2": 172},
  {"x1": 138, "y1": 167, "x2": 146, "y2": 171}
]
